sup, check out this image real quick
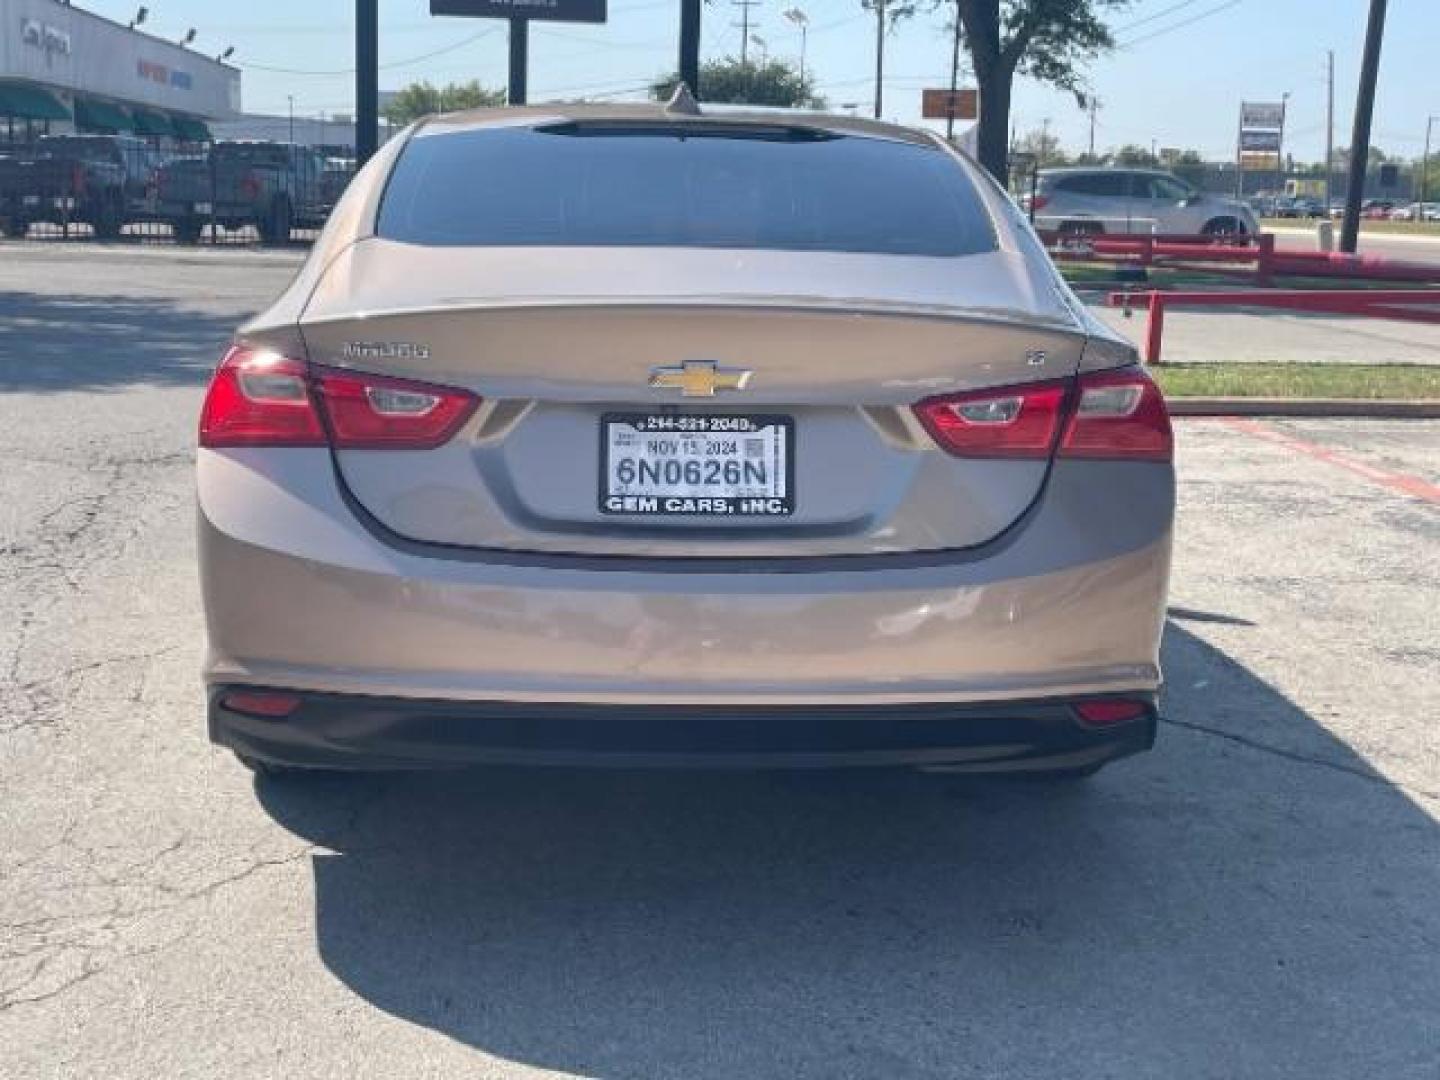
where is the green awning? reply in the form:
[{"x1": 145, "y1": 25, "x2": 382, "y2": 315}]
[
  {"x1": 0, "y1": 82, "x2": 71, "y2": 122},
  {"x1": 171, "y1": 116, "x2": 212, "y2": 143},
  {"x1": 74, "y1": 97, "x2": 132, "y2": 133},
  {"x1": 129, "y1": 109, "x2": 174, "y2": 137}
]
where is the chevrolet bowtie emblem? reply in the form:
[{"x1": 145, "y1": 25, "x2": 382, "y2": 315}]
[{"x1": 648, "y1": 361, "x2": 753, "y2": 397}]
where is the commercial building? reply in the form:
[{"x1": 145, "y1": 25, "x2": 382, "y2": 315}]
[{"x1": 0, "y1": 0, "x2": 240, "y2": 144}]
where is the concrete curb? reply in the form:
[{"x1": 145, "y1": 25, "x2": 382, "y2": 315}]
[{"x1": 1168, "y1": 397, "x2": 1440, "y2": 419}]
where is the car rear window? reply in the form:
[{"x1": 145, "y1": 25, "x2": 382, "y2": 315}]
[
  {"x1": 215, "y1": 145, "x2": 288, "y2": 167},
  {"x1": 376, "y1": 122, "x2": 997, "y2": 256}
]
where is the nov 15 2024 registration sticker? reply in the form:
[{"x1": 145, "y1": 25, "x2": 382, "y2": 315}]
[{"x1": 601, "y1": 414, "x2": 794, "y2": 517}]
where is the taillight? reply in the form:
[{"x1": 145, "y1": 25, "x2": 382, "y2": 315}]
[
  {"x1": 241, "y1": 171, "x2": 261, "y2": 198},
  {"x1": 221, "y1": 690, "x2": 302, "y2": 719},
  {"x1": 199, "y1": 347, "x2": 326, "y2": 447},
  {"x1": 198, "y1": 346, "x2": 479, "y2": 450},
  {"x1": 912, "y1": 367, "x2": 1171, "y2": 462},
  {"x1": 312, "y1": 365, "x2": 479, "y2": 449},
  {"x1": 1059, "y1": 367, "x2": 1172, "y2": 462},
  {"x1": 1030, "y1": 194, "x2": 1050, "y2": 212},
  {"x1": 71, "y1": 164, "x2": 86, "y2": 195},
  {"x1": 912, "y1": 379, "x2": 1068, "y2": 459},
  {"x1": 1075, "y1": 699, "x2": 1149, "y2": 727}
]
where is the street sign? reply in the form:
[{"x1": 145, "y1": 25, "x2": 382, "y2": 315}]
[
  {"x1": 1240, "y1": 102, "x2": 1285, "y2": 130},
  {"x1": 1240, "y1": 151, "x2": 1280, "y2": 170},
  {"x1": 430, "y1": 0, "x2": 607, "y2": 23},
  {"x1": 1240, "y1": 130, "x2": 1281, "y2": 152},
  {"x1": 921, "y1": 87, "x2": 978, "y2": 121}
]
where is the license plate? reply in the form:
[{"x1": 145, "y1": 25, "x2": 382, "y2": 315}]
[
  {"x1": 601, "y1": 414, "x2": 793, "y2": 517},
  {"x1": 194, "y1": 201, "x2": 213, "y2": 215}
]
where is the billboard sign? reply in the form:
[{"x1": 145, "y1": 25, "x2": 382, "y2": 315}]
[
  {"x1": 1240, "y1": 102, "x2": 1285, "y2": 130},
  {"x1": 430, "y1": 0, "x2": 607, "y2": 22},
  {"x1": 921, "y1": 87, "x2": 977, "y2": 121},
  {"x1": 1239, "y1": 130, "x2": 1281, "y2": 152},
  {"x1": 0, "y1": 0, "x2": 239, "y2": 118}
]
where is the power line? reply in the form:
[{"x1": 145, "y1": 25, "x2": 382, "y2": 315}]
[
  {"x1": 1117, "y1": 0, "x2": 1247, "y2": 49},
  {"x1": 241, "y1": 28, "x2": 496, "y2": 75},
  {"x1": 1114, "y1": 0, "x2": 1207, "y2": 34}
]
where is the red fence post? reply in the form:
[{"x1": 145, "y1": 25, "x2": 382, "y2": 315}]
[
  {"x1": 1256, "y1": 233, "x2": 1275, "y2": 287},
  {"x1": 1145, "y1": 292, "x2": 1166, "y2": 365}
]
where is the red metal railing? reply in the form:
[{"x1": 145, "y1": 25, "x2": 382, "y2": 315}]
[
  {"x1": 1105, "y1": 288, "x2": 1440, "y2": 365},
  {"x1": 1043, "y1": 230, "x2": 1440, "y2": 287}
]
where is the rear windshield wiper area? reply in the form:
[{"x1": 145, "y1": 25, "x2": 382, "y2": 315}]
[{"x1": 533, "y1": 120, "x2": 842, "y2": 143}]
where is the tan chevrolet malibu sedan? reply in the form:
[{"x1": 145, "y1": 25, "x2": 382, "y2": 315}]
[{"x1": 198, "y1": 101, "x2": 1173, "y2": 779}]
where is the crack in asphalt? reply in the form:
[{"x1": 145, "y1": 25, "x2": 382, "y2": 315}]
[{"x1": 1162, "y1": 716, "x2": 1440, "y2": 803}]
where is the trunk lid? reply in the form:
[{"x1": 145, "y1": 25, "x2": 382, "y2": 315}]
[{"x1": 296, "y1": 241, "x2": 1086, "y2": 557}]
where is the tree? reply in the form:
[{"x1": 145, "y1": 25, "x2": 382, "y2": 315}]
[
  {"x1": 652, "y1": 58, "x2": 825, "y2": 109},
  {"x1": 1016, "y1": 124, "x2": 1066, "y2": 168},
  {"x1": 952, "y1": 0, "x2": 1131, "y2": 180},
  {"x1": 383, "y1": 80, "x2": 505, "y2": 126},
  {"x1": 1111, "y1": 143, "x2": 1157, "y2": 167}
]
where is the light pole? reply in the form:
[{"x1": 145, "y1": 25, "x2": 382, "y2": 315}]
[
  {"x1": 1342, "y1": 0, "x2": 1388, "y2": 254},
  {"x1": 873, "y1": 0, "x2": 886, "y2": 120},
  {"x1": 1423, "y1": 115, "x2": 1437, "y2": 206},
  {"x1": 783, "y1": 8, "x2": 808, "y2": 89},
  {"x1": 287, "y1": 95, "x2": 295, "y2": 146}
]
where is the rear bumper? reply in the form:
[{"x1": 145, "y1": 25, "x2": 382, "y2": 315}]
[{"x1": 210, "y1": 687, "x2": 1158, "y2": 772}]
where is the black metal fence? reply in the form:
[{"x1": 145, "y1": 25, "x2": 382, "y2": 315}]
[{"x1": 0, "y1": 134, "x2": 355, "y2": 247}]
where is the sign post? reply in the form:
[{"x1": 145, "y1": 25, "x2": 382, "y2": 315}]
[
  {"x1": 356, "y1": 0, "x2": 378, "y2": 166},
  {"x1": 1237, "y1": 100, "x2": 1285, "y2": 202},
  {"x1": 430, "y1": 0, "x2": 608, "y2": 106}
]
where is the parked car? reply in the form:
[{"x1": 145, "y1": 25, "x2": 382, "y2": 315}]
[
  {"x1": 318, "y1": 158, "x2": 356, "y2": 215},
  {"x1": 1360, "y1": 199, "x2": 1398, "y2": 219},
  {"x1": 1389, "y1": 202, "x2": 1440, "y2": 222},
  {"x1": 1031, "y1": 167, "x2": 1258, "y2": 235},
  {"x1": 0, "y1": 134, "x2": 146, "y2": 239},
  {"x1": 199, "y1": 103, "x2": 1174, "y2": 779},
  {"x1": 155, "y1": 140, "x2": 329, "y2": 245}
]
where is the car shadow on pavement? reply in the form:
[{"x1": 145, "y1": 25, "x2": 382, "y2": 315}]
[
  {"x1": 0, "y1": 292, "x2": 236, "y2": 392},
  {"x1": 257, "y1": 623, "x2": 1439, "y2": 1079}
]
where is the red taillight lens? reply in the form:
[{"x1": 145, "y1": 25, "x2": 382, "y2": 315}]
[
  {"x1": 241, "y1": 171, "x2": 261, "y2": 198},
  {"x1": 198, "y1": 347, "x2": 479, "y2": 450},
  {"x1": 912, "y1": 380, "x2": 1068, "y2": 459},
  {"x1": 199, "y1": 346, "x2": 327, "y2": 447},
  {"x1": 1075, "y1": 699, "x2": 1149, "y2": 727},
  {"x1": 1031, "y1": 194, "x2": 1050, "y2": 212},
  {"x1": 1059, "y1": 367, "x2": 1173, "y2": 462},
  {"x1": 913, "y1": 368, "x2": 1171, "y2": 462},
  {"x1": 313, "y1": 365, "x2": 479, "y2": 449},
  {"x1": 71, "y1": 164, "x2": 86, "y2": 195}
]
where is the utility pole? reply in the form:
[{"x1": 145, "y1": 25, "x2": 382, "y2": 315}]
[
  {"x1": 355, "y1": 0, "x2": 378, "y2": 167},
  {"x1": 1325, "y1": 50, "x2": 1335, "y2": 213},
  {"x1": 287, "y1": 94, "x2": 295, "y2": 145},
  {"x1": 945, "y1": 0, "x2": 961, "y2": 142},
  {"x1": 1341, "y1": 0, "x2": 1388, "y2": 254},
  {"x1": 508, "y1": 18, "x2": 528, "y2": 104},
  {"x1": 679, "y1": 0, "x2": 701, "y2": 97},
  {"x1": 872, "y1": 0, "x2": 886, "y2": 119},
  {"x1": 733, "y1": 0, "x2": 760, "y2": 65},
  {"x1": 1088, "y1": 98, "x2": 1098, "y2": 159}
]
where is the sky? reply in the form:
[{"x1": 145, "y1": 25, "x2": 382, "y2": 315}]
[{"x1": 83, "y1": 0, "x2": 1439, "y2": 163}]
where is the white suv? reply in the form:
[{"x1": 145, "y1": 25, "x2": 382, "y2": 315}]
[{"x1": 1028, "y1": 167, "x2": 1259, "y2": 236}]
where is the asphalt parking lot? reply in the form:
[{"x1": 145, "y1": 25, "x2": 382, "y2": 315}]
[{"x1": 1, "y1": 243, "x2": 1437, "y2": 1079}]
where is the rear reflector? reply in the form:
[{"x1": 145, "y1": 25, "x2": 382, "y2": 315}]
[
  {"x1": 199, "y1": 346, "x2": 479, "y2": 450},
  {"x1": 221, "y1": 690, "x2": 302, "y2": 719},
  {"x1": 912, "y1": 379, "x2": 1068, "y2": 459},
  {"x1": 1075, "y1": 700, "x2": 1149, "y2": 727},
  {"x1": 912, "y1": 367, "x2": 1171, "y2": 462}
]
